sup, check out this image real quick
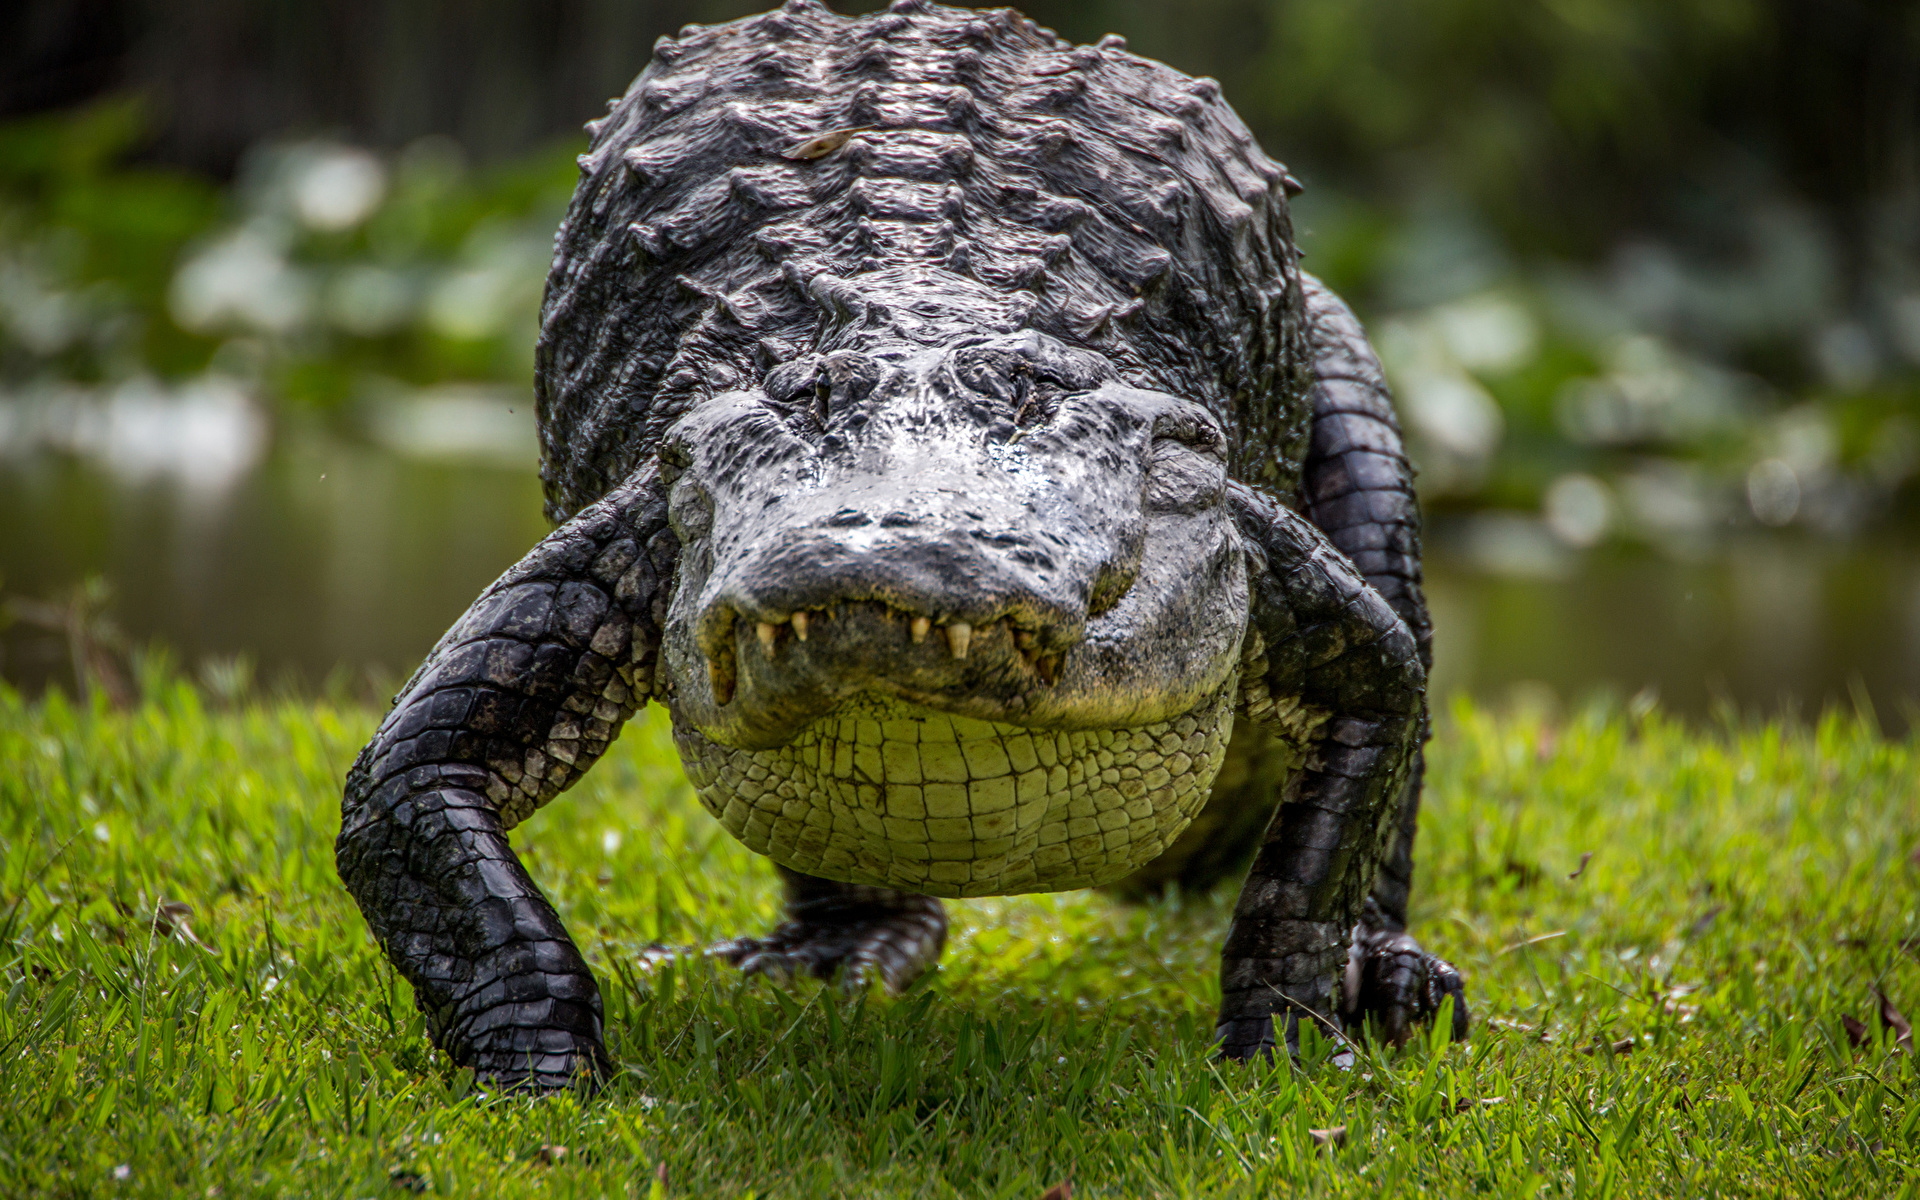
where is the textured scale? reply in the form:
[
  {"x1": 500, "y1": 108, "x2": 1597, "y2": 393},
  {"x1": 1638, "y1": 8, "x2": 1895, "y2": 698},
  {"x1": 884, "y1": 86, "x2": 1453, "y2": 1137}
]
[
  {"x1": 676, "y1": 681, "x2": 1234, "y2": 895},
  {"x1": 537, "y1": 0, "x2": 1313, "y2": 524}
]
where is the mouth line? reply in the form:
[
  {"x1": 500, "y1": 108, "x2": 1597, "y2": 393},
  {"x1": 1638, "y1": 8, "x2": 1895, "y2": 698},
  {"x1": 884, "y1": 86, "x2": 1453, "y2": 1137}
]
[{"x1": 702, "y1": 599, "x2": 1066, "y2": 708}]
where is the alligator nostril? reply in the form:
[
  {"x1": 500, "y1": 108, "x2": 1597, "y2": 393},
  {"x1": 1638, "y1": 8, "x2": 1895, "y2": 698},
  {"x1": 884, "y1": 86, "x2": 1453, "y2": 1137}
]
[
  {"x1": 880, "y1": 511, "x2": 915, "y2": 528},
  {"x1": 1088, "y1": 555, "x2": 1139, "y2": 617},
  {"x1": 826, "y1": 508, "x2": 870, "y2": 527},
  {"x1": 708, "y1": 644, "x2": 737, "y2": 705}
]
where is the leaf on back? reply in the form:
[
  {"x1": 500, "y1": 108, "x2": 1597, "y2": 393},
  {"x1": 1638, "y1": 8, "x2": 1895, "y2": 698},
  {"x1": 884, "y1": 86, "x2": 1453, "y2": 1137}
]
[{"x1": 781, "y1": 128, "x2": 871, "y2": 161}]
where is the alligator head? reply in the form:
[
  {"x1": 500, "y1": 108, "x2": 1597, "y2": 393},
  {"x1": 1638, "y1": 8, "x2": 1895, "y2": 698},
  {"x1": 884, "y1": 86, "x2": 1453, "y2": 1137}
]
[{"x1": 654, "y1": 274, "x2": 1248, "y2": 893}]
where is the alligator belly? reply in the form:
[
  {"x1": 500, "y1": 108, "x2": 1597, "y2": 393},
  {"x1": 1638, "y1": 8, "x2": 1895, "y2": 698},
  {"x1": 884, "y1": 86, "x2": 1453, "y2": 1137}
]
[{"x1": 674, "y1": 680, "x2": 1236, "y2": 897}]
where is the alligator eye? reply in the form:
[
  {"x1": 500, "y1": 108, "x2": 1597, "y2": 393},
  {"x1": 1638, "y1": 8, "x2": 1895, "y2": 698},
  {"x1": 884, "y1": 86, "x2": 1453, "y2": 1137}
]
[
  {"x1": 759, "y1": 357, "x2": 832, "y2": 432},
  {"x1": 1003, "y1": 364, "x2": 1072, "y2": 429},
  {"x1": 1151, "y1": 409, "x2": 1226, "y2": 458},
  {"x1": 658, "y1": 441, "x2": 691, "y2": 486},
  {"x1": 667, "y1": 474, "x2": 713, "y2": 541},
  {"x1": 1016, "y1": 378, "x2": 1075, "y2": 428}
]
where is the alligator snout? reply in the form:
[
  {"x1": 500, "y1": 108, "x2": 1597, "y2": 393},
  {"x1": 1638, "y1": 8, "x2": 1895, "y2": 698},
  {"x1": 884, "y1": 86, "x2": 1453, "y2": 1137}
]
[
  {"x1": 734, "y1": 604, "x2": 1061, "y2": 677},
  {"x1": 700, "y1": 541, "x2": 1080, "y2": 699},
  {"x1": 687, "y1": 473, "x2": 1100, "y2": 744}
]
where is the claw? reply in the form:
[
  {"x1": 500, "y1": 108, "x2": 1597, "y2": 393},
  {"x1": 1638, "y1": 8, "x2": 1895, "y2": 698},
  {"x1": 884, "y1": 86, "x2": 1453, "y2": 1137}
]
[{"x1": 1345, "y1": 928, "x2": 1469, "y2": 1046}]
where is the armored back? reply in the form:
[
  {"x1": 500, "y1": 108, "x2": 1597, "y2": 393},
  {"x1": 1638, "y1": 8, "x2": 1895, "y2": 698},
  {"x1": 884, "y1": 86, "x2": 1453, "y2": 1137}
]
[{"x1": 535, "y1": 0, "x2": 1315, "y2": 523}]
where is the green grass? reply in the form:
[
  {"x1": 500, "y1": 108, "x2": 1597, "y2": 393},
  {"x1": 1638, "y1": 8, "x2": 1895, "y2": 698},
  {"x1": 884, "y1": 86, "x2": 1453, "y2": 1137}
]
[{"x1": 2, "y1": 679, "x2": 1917, "y2": 1198}]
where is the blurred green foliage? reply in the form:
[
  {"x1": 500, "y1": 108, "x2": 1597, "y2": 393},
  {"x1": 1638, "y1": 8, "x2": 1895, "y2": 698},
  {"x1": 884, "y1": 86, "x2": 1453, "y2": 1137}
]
[
  {"x1": 1250, "y1": 0, "x2": 1780, "y2": 260},
  {"x1": 1, "y1": 0, "x2": 1917, "y2": 563},
  {"x1": 0, "y1": 98, "x2": 577, "y2": 413},
  {"x1": 0, "y1": 99, "x2": 221, "y2": 383}
]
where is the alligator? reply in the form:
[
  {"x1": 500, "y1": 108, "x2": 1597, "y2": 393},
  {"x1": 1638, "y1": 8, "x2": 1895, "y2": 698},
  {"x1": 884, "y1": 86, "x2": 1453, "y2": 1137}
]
[{"x1": 336, "y1": 0, "x2": 1467, "y2": 1090}]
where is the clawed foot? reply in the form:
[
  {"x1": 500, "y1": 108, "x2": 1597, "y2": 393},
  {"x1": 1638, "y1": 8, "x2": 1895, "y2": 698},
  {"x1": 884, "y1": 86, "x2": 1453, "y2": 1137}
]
[
  {"x1": 1342, "y1": 927, "x2": 1469, "y2": 1046},
  {"x1": 1216, "y1": 926, "x2": 1468, "y2": 1066},
  {"x1": 711, "y1": 889, "x2": 946, "y2": 992}
]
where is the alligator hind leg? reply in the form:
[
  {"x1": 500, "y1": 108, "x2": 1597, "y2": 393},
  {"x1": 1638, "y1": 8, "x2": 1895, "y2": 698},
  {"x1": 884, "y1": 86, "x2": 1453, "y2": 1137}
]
[
  {"x1": 1216, "y1": 482, "x2": 1465, "y2": 1060},
  {"x1": 335, "y1": 470, "x2": 672, "y2": 1090},
  {"x1": 713, "y1": 865, "x2": 947, "y2": 992},
  {"x1": 1300, "y1": 272, "x2": 1434, "y2": 932},
  {"x1": 1298, "y1": 274, "x2": 1463, "y2": 1044}
]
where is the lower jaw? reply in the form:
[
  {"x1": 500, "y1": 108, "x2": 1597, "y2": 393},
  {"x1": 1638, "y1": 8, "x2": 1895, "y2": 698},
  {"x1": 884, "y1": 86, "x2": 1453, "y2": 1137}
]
[{"x1": 673, "y1": 675, "x2": 1238, "y2": 897}]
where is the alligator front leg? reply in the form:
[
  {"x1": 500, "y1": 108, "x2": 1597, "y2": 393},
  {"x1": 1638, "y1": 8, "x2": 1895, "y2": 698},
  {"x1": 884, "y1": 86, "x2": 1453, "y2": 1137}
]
[
  {"x1": 712, "y1": 865, "x2": 947, "y2": 992},
  {"x1": 1217, "y1": 482, "x2": 1465, "y2": 1060},
  {"x1": 336, "y1": 469, "x2": 671, "y2": 1091}
]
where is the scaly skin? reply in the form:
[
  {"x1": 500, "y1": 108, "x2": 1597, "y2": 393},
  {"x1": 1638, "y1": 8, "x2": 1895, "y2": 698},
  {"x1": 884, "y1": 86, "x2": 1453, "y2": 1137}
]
[
  {"x1": 336, "y1": 471, "x2": 673, "y2": 1090},
  {"x1": 338, "y1": 0, "x2": 1466, "y2": 1090},
  {"x1": 1300, "y1": 277, "x2": 1434, "y2": 938},
  {"x1": 712, "y1": 865, "x2": 948, "y2": 991}
]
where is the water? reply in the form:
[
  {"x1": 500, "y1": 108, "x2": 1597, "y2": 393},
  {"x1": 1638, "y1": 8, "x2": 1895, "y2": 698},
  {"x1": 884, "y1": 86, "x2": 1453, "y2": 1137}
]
[
  {"x1": 3, "y1": 418, "x2": 1917, "y2": 732},
  {"x1": 1425, "y1": 540, "x2": 1920, "y2": 730},
  {"x1": 0, "y1": 420, "x2": 548, "y2": 696}
]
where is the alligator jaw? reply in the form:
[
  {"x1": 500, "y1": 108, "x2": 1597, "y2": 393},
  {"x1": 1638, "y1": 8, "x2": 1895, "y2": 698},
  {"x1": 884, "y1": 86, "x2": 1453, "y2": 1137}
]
[
  {"x1": 691, "y1": 598, "x2": 1074, "y2": 739},
  {"x1": 741, "y1": 603, "x2": 1043, "y2": 668}
]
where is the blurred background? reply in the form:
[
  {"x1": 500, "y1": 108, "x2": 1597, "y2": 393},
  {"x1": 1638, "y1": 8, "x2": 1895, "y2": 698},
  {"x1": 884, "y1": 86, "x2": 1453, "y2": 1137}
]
[{"x1": 2, "y1": 0, "x2": 1917, "y2": 727}]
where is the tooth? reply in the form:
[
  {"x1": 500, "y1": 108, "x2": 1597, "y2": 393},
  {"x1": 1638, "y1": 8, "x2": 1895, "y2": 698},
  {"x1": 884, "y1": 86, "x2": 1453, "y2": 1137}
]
[
  {"x1": 911, "y1": 616, "x2": 931, "y2": 643},
  {"x1": 791, "y1": 611, "x2": 809, "y2": 641},
  {"x1": 757, "y1": 622, "x2": 777, "y2": 653},
  {"x1": 708, "y1": 661, "x2": 735, "y2": 705},
  {"x1": 947, "y1": 621, "x2": 972, "y2": 660}
]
